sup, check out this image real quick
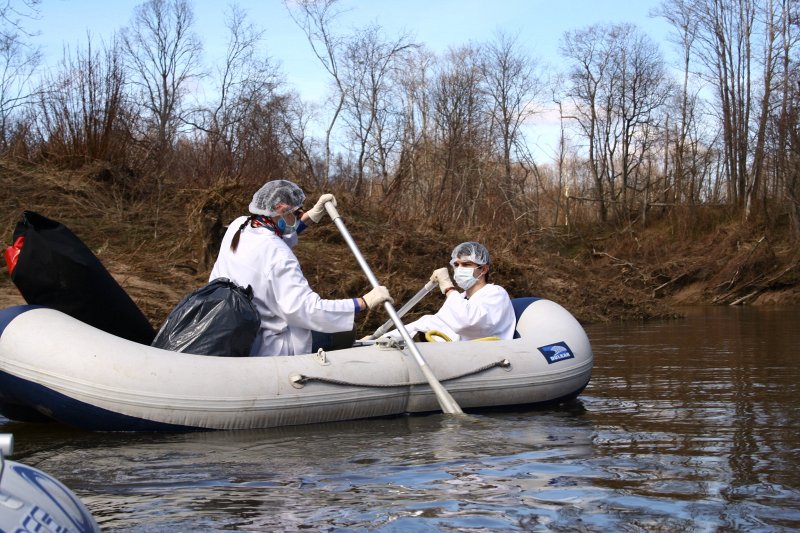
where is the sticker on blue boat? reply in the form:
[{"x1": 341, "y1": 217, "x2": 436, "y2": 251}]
[{"x1": 538, "y1": 341, "x2": 575, "y2": 364}]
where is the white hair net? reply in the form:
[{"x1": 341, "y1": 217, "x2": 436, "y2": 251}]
[
  {"x1": 450, "y1": 242, "x2": 490, "y2": 266},
  {"x1": 248, "y1": 180, "x2": 306, "y2": 216}
]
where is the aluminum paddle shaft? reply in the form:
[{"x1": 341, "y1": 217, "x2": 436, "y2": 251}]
[
  {"x1": 370, "y1": 280, "x2": 436, "y2": 339},
  {"x1": 324, "y1": 202, "x2": 463, "y2": 415}
]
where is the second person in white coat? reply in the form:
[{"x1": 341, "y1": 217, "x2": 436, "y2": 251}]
[{"x1": 383, "y1": 242, "x2": 516, "y2": 342}]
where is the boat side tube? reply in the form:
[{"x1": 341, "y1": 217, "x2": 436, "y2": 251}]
[{"x1": 0, "y1": 299, "x2": 593, "y2": 431}]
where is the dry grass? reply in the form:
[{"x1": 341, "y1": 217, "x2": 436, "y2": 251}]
[{"x1": 5, "y1": 161, "x2": 795, "y2": 336}]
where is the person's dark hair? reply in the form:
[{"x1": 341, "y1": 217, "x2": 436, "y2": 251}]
[{"x1": 230, "y1": 215, "x2": 255, "y2": 252}]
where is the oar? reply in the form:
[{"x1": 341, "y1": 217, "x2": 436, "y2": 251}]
[
  {"x1": 369, "y1": 280, "x2": 436, "y2": 340},
  {"x1": 324, "y1": 202, "x2": 464, "y2": 415}
]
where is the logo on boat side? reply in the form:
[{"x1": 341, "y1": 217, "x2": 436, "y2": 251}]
[{"x1": 538, "y1": 341, "x2": 575, "y2": 364}]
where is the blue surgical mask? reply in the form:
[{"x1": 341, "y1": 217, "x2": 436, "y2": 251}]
[
  {"x1": 453, "y1": 266, "x2": 479, "y2": 290},
  {"x1": 277, "y1": 216, "x2": 298, "y2": 235}
]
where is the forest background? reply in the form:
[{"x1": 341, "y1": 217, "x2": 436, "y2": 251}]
[{"x1": 0, "y1": 0, "x2": 798, "y2": 335}]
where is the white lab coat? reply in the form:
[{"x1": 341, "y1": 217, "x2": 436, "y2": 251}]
[
  {"x1": 385, "y1": 283, "x2": 516, "y2": 341},
  {"x1": 210, "y1": 216, "x2": 355, "y2": 356}
]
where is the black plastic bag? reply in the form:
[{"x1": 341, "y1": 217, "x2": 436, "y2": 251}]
[
  {"x1": 151, "y1": 278, "x2": 260, "y2": 356},
  {"x1": 7, "y1": 210, "x2": 155, "y2": 344}
]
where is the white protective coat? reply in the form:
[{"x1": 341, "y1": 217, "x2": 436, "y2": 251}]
[
  {"x1": 385, "y1": 283, "x2": 516, "y2": 341},
  {"x1": 210, "y1": 216, "x2": 355, "y2": 356}
]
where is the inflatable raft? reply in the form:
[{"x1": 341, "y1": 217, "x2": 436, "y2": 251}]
[{"x1": 0, "y1": 298, "x2": 592, "y2": 431}]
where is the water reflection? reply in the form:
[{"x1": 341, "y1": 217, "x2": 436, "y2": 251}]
[
  {"x1": 585, "y1": 306, "x2": 800, "y2": 531},
  {"x1": 2, "y1": 306, "x2": 799, "y2": 530}
]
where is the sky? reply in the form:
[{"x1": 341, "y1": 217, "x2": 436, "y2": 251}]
[{"x1": 29, "y1": 0, "x2": 674, "y2": 161}]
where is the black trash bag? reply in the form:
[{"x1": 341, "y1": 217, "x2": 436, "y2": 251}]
[
  {"x1": 6, "y1": 210, "x2": 156, "y2": 344},
  {"x1": 151, "y1": 278, "x2": 260, "y2": 357}
]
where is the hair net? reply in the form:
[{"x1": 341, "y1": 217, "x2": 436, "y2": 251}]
[
  {"x1": 450, "y1": 242, "x2": 490, "y2": 266},
  {"x1": 248, "y1": 180, "x2": 306, "y2": 216}
]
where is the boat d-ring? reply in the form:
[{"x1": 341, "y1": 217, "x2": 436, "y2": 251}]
[{"x1": 314, "y1": 348, "x2": 330, "y2": 365}]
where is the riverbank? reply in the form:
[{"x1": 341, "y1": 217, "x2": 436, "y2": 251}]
[{"x1": 1, "y1": 162, "x2": 797, "y2": 332}]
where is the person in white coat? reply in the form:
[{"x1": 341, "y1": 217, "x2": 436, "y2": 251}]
[
  {"x1": 383, "y1": 242, "x2": 516, "y2": 342},
  {"x1": 210, "y1": 180, "x2": 393, "y2": 356}
]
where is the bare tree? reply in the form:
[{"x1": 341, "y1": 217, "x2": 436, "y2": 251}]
[
  {"x1": 560, "y1": 23, "x2": 670, "y2": 223},
  {"x1": 122, "y1": 0, "x2": 202, "y2": 161},
  {"x1": 284, "y1": 0, "x2": 345, "y2": 184},
  {"x1": 691, "y1": 0, "x2": 756, "y2": 210},
  {"x1": 278, "y1": 92, "x2": 322, "y2": 186},
  {"x1": 196, "y1": 3, "x2": 282, "y2": 184},
  {"x1": 0, "y1": 0, "x2": 40, "y2": 150},
  {"x1": 655, "y1": 0, "x2": 700, "y2": 205},
  {"x1": 684, "y1": 0, "x2": 800, "y2": 222},
  {"x1": 744, "y1": 0, "x2": 781, "y2": 220},
  {"x1": 787, "y1": 81, "x2": 800, "y2": 237},
  {"x1": 121, "y1": 0, "x2": 202, "y2": 237},
  {"x1": 614, "y1": 26, "x2": 671, "y2": 220},
  {"x1": 32, "y1": 34, "x2": 129, "y2": 167},
  {"x1": 0, "y1": 0, "x2": 39, "y2": 33},
  {"x1": 389, "y1": 46, "x2": 435, "y2": 204},
  {"x1": 339, "y1": 24, "x2": 414, "y2": 196},
  {"x1": 480, "y1": 31, "x2": 544, "y2": 226},
  {"x1": 430, "y1": 46, "x2": 488, "y2": 225},
  {"x1": 560, "y1": 24, "x2": 616, "y2": 222},
  {"x1": 776, "y1": 0, "x2": 800, "y2": 236}
]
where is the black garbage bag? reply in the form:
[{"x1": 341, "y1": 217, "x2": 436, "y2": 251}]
[
  {"x1": 5, "y1": 210, "x2": 155, "y2": 344},
  {"x1": 151, "y1": 278, "x2": 260, "y2": 356}
]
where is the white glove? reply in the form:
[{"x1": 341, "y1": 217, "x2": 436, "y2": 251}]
[
  {"x1": 430, "y1": 267, "x2": 454, "y2": 294},
  {"x1": 307, "y1": 193, "x2": 337, "y2": 223},
  {"x1": 363, "y1": 286, "x2": 394, "y2": 309}
]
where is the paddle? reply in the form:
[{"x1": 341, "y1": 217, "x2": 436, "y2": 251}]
[
  {"x1": 368, "y1": 280, "x2": 436, "y2": 340},
  {"x1": 324, "y1": 202, "x2": 463, "y2": 415}
]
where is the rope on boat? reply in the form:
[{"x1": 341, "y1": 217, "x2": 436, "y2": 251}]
[{"x1": 289, "y1": 359, "x2": 511, "y2": 389}]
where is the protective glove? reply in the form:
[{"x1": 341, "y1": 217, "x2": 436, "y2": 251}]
[
  {"x1": 363, "y1": 285, "x2": 394, "y2": 309},
  {"x1": 306, "y1": 193, "x2": 337, "y2": 223},
  {"x1": 430, "y1": 267, "x2": 454, "y2": 294}
]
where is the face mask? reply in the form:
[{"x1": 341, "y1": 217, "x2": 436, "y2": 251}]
[
  {"x1": 453, "y1": 266, "x2": 480, "y2": 290},
  {"x1": 276, "y1": 216, "x2": 299, "y2": 235}
]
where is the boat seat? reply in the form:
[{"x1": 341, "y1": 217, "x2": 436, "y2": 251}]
[
  {"x1": 511, "y1": 297, "x2": 542, "y2": 339},
  {"x1": 311, "y1": 327, "x2": 356, "y2": 352}
]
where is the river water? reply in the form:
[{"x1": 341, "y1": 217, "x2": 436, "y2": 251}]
[{"x1": 1, "y1": 305, "x2": 798, "y2": 531}]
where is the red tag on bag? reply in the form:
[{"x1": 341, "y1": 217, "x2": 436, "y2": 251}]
[{"x1": 3, "y1": 235, "x2": 24, "y2": 274}]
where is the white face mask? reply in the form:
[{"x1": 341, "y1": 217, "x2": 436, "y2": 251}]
[{"x1": 453, "y1": 266, "x2": 480, "y2": 290}]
